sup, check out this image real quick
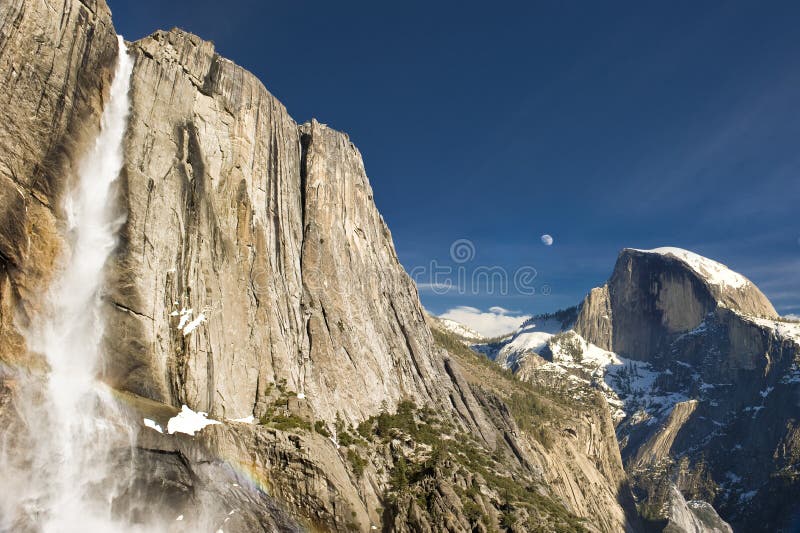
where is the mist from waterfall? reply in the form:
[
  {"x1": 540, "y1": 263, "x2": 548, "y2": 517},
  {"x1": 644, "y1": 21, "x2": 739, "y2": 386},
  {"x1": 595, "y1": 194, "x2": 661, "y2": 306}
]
[{"x1": 0, "y1": 37, "x2": 160, "y2": 533}]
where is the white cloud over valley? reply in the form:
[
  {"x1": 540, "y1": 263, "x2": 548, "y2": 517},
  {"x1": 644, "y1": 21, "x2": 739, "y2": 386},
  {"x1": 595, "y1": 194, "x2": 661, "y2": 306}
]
[{"x1": 439, "y1": 306, "x2": 530, "y2": 338}]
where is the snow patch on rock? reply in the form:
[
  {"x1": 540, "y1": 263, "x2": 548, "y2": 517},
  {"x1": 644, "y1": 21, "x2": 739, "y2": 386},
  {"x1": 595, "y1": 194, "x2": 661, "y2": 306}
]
[
  {"x1": 748, "y1": 316, "x2": 800, "y2": 348},
  {"x1": 183, "y1": 312, "x2": 206, "y2": 336},
  {"x1": 143, "y1": 418, "x2": 163, "y2": 433},
  {"x1": 175, "y1": 308, "x2": 193, "y2": 329},
  {"x1": 167, "y1": 405, "x2": 221, "y2": 436},
  {"x1": 631, "y1": 247, "x2": 749, "y2": 289}
]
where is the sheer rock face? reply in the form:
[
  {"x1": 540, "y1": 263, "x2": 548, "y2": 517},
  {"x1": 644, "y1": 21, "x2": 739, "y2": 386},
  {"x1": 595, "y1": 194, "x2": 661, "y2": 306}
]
[
  {"x1": 107, "y1": 28, "x2": 305, "y2": 414},
  {"x1": 108, "y1": 28, "x2": 450, "y2": 422},
  {"x1": 574, "y1": 285, "x2": 613, "y2": 351},
  {"x1": 576, "y1": 248, "x2": 777, "y2": 361},
  {"x1": 297, "y1": 120, "x2": 449, "y2": 422},
  {"x1": 0, "y1": 0, "x2": 118, "y2": 366},
  {"x1": 664, "y1": 486, "x2": 733, "y2": 533}
]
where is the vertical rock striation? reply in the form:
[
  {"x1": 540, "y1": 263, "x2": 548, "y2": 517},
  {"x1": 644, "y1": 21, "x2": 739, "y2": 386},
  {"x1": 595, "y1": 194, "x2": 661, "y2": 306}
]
[
  {"x1": 298, "y1": 120, "x2": 449, "y2": 421},
  {"x1": 108, "y1": 28, "x2": 306, "y2": 413},
  {"x1": 109, "y1": 28, "x2": 452, "y2": 422},
  {"x1": 576, "y1": 248, "x2": 777, "y2": 361},
  {"x1": 574, "y1": 285, "x2": 613, "y2": 351}
]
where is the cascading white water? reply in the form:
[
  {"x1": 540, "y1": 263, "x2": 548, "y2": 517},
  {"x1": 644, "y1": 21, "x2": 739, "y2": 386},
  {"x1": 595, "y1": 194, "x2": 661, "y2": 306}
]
[
  {"x1": 44, "y1": 32, "x2": 132, "y2": 428},
  {"x1": 33, "y1": 34, "x2": 134, "y2": 532},
  {"x1": 0, "y1": 36, "x2": 150, "y2": 533}
]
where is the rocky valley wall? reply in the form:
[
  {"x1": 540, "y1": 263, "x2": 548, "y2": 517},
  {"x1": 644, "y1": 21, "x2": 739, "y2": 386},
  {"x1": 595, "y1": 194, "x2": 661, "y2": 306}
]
[
  {"x1": 0, "y1": 0, "x2": 118, "y2": 367},
  {"x1": 0, "y1": 2, "x2": 641, "y2": 531},
  {"x1": 106, "y1": 27, "x2": 452, "y2": 423}
]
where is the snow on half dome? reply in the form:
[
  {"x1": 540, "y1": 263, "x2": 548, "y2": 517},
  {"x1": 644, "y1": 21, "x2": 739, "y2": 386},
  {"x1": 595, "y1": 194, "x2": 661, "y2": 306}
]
[{"x1": 630, "y1": 247, "x2": 749, "y2": 290}]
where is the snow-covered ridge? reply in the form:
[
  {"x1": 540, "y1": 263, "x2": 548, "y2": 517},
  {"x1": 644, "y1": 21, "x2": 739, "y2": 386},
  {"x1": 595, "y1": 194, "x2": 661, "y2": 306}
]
[
  {"x1": 437, "y1": 318, "x2": 485, "y2": 341},
  {"x1": 629, "y1": 247, "x2": 750, "y2": 290},
  {"x1": 474, "y1": 316, "x2": 669, "y2": 422},
  {"x1": 480, "y1": 317, "x2": 564, "y2": 369},
  {"x1": 746, "y1": 316, "x2": 800, "y2": 348},
  {"x1": 544, "y1": 331, "x2": 688, "y2": 422}
]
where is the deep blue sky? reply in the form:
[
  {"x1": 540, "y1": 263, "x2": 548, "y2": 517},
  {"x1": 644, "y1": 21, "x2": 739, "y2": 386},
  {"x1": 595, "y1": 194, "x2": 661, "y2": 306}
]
[{"x1": 111, "y1": 0, "x2": 800, "y2": 318}]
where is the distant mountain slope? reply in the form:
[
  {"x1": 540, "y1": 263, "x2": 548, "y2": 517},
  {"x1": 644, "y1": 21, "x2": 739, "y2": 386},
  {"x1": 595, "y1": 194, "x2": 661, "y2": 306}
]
[
  {"x1": 477, "y1": 247, "x2": 800, "y2": 532},
  {"x1": 432, "y1": 315, "x2": 486, "y2": 341},
  {"x1": 425, "y1": 318, "x2": 639, "y2": 532}
]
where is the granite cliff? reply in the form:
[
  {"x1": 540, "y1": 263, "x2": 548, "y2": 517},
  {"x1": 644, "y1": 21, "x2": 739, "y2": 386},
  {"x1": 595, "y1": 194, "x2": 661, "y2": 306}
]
[
  {"x1": 109, "y1": 26, "x2": 451, "y2": 424},
  {"x1": 0, "y1": 1, "x2": 637, "y2": 531}
]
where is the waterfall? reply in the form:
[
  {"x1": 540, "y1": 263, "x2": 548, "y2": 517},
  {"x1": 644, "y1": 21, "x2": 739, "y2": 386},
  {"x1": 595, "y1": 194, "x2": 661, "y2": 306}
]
[
  {"x1": 43, "y1": 34, "x2": 133, "y2": 429},
  {"x1": 0, "y1": 36, "x2": 150, "y2": 533},
  {"x1": 34, "y1": 33, "x2": 134, "y2": 531}
]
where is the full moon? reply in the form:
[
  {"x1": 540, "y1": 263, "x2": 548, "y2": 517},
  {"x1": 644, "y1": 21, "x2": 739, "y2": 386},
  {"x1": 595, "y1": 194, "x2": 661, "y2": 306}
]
[{"x1": 541, "y1": 234, "x2": 554, "y2": 246}]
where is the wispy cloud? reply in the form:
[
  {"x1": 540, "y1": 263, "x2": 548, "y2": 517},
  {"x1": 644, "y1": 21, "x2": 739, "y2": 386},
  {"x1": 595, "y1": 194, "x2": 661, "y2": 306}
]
[
  {"x1": 735, "y1": 256, "x2": 800, "y2": 277},
  {"x1": 439, "y1": 306, "x2": 530, "y2": 337},
  {"x1": 621, "y1": 65, "x2": 800, "y2": 217},
  {"x1": 416, "y1": 282, "x2": 454, "y2": 293},
  {"x1": 740, "y1": 260, "x2": 800, "y2": 313}
]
